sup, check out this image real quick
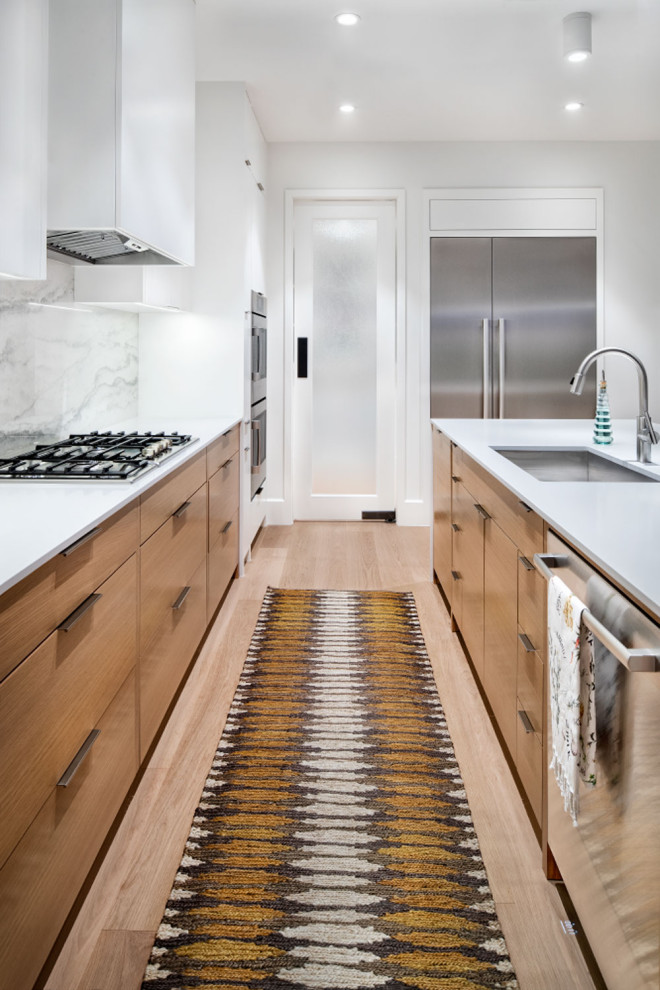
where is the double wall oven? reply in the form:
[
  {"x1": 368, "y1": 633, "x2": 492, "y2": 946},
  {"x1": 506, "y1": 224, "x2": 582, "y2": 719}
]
[{"x1": 250, "y1": 291, "x2": 267, "y2": 499}]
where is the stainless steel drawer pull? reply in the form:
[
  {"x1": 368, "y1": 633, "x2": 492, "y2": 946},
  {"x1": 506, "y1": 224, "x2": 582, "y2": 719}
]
[
  {"x1": 474, "y1": 503, "x2": 491, "y2": 521},
  {"x1": 534, "y1": 552, "x2": 660, "y2": 673},
  {"x1": 58, "y1": 593, "x2": 102, "y2": 632},
  {"x1": 518, "y1": 632, "x2": 536, "y2": 653},
  {"x1": 221, "y1": 458, "x2": 233, "y2": 470},
  {"x1": 451, "y1": 570, "x2": 461, "y2": 581},
  {"x1": 518, "y1": 500, "x2": 533, "y2": 513},
  {"x1": 221, "y1": 520, "x2": 233, "y2": 535},
  {"x1": 451, "y1": 523, "x2": 460, "y2": 532},
  {"x1": 60, "y1": 526, "x2": 102, "y2": 557},
  {"x1": 519, "y1": 555, "x2": 535, "y2": 571},
  {"x1": 172, "y1": 586, "x2": 191, "y2": 610},
  {"x1": 517, "y1": 710, "x2": 535, "y2": 734},
  {"x1": 173, "y1": 500, "x2": 192, "y2": 518},
  {"x1": 57, "y1": 729, "x2": 101, "y2": 787}
]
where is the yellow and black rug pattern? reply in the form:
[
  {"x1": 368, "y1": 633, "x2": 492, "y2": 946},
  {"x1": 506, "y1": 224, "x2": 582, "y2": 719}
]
[{"x1": 142, "y1": 588, "x2": 517, "y2": 990}]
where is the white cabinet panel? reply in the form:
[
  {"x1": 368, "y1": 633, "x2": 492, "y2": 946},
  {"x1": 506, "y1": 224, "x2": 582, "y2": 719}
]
[
  {"x1": 0, "y1": 0, "x2": 47, "y2": 280},
  {"x1": 74, "y1": 266, "x2": 191, "y2": 312}
]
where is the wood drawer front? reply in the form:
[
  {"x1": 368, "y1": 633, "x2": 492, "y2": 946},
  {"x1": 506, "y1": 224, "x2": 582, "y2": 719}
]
[
  {"x1": 0, "y1": 555, "x2": 137, "y2": 872},
  {"x1": 452, "y1": 446, "x2": 543, "y2": 558},
  {"x1": 516, "y1": 633, "x2": 543, "y2": 735},
  {"x1": 0, "y1": 502, "x2": 138, "y2": 684},
  {"x1": 207, "y1": 424, "x2": 240, "y2": 477},
  {"x1": 208, "y1": 454, "x2": 240, "y2": 550},
  {"x1": 208, "y1": 510, "x2": 239, "y2": 622},
  {"x1": 516, "y1": 712, "x2": 543, "y2": 824},
  {"x1": 139, "y1": 450, "x2": 206, "y2": 544},
  {"x1": 0, "y1": 670, "x2": 138, "y2": 990},
  {"x1": 432, "y1": 428, "x2": 453, "y2": 594},
  {"x1": 139, "y1": 556, "x2": 207, "y2": 761},
  {"x1": 518, "y1": 553, "x2": 546, "y2": 657},
  {"x1": 139, "y1": 483, "x2": 207, "y2": 655}
]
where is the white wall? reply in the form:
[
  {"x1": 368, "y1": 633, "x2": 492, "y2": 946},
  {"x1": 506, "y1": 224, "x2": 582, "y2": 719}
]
[{"x1": 266, "y1": 140, "x2": 660, "y2": 526}]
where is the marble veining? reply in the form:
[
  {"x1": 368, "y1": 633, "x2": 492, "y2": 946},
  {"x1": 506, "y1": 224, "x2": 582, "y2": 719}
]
[{"x1": 0, "y1": 260, "x2": 138, "y2": 440}]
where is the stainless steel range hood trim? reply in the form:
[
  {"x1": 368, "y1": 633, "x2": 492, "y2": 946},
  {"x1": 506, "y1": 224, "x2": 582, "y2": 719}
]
[{"x1": 46, "y1": 228, "x2": 184, "y2": 266}]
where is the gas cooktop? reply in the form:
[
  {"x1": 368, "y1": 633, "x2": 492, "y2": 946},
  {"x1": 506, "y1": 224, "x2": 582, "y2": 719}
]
[{"x1": 0, "y1": 431, "x2": 198, "y2": 482}]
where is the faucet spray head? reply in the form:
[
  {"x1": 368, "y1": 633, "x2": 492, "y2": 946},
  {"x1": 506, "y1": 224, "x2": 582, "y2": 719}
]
[{"x1": 569, "y1": 371, "x2": 585, "y2": 395}]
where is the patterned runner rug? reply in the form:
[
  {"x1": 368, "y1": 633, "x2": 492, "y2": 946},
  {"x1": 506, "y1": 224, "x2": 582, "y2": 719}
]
[{"x1": 142, "y1": 588, "x2": 518, "y2": 989}]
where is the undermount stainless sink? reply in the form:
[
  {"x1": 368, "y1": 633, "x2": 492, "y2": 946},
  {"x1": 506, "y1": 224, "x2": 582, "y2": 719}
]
[{"x1": 492, "y1": 447, "x2": 660, "y2": 483}]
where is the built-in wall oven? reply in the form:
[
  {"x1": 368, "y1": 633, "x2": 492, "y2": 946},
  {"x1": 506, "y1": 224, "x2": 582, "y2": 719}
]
[
  {"x1": 250, "y1": 291, "x2": 267, "y2": 498},
  {"x1": 535, "y1": 533, "x2": 660, "y2": 990}
]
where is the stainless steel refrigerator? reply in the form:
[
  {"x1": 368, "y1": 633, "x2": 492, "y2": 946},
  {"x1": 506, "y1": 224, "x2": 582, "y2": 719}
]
[{"x1": 430, "y1": 237, "x2": 597, "y2": 418}]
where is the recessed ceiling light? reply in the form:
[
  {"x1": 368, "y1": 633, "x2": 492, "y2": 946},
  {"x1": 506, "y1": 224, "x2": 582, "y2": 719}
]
[
  {"x1": 335, "y1": 12, "x2": 360, "y2": 26},
  {"x1": 339, "y1": 103, "x2": 356, "y2": 113},
  {"x1": 564, "y1": 101, "x2": 584, "y2": 112}
]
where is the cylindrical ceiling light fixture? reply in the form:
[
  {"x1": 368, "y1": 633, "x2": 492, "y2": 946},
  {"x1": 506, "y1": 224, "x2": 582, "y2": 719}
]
[{"x1": 563, "y1": 11, "x2": 592, "y2": 62}]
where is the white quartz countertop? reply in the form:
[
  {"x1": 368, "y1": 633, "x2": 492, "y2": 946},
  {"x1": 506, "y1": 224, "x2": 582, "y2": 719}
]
[
  {"x1": 431, "y1": 418, "x2": 660, "y2": 619},
  {"x1": 0, "y1": 417, "x2": 241, "y2": 597}
]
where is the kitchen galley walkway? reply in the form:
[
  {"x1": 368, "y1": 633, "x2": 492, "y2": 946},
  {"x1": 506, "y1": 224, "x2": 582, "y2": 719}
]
[{"x1": 45, "y1": 523, "x2": 597, "y2": 990}]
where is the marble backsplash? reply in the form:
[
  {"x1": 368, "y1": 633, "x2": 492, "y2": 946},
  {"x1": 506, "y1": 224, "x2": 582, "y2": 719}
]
[{"x1": 0, "y1": 260, "x2": 138, "y2": 443}]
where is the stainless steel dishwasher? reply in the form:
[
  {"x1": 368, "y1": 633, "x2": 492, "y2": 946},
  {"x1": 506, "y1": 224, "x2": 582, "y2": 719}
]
[{"x1": 535, "y1": 532, "x2": 660, "y2": 990}]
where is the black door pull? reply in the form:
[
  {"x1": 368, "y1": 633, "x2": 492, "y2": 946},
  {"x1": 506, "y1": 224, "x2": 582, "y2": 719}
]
[{"x1": 297, "y1": 337, "x2": 308, "y2": 378}]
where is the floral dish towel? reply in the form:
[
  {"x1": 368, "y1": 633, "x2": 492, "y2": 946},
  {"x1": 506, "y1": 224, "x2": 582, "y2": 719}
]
[{"x1": 548, "y1": 574, "x2": 597, "y2": 824}]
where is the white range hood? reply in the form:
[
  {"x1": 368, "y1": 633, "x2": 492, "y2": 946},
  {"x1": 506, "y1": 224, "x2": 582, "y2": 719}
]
[{"x1": 47, "y1": 0, "x2": 195, "y2": 266}]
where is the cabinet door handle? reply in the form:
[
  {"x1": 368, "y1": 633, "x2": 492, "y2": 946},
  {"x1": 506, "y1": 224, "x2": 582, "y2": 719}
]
[
  {"x1": 518, "y1": 632, "x2": 536, "y2": 653},
  {"x1": 474, "y1": 503, "x2": 491, "y2": 520},
  {"x1": 57, "y1": 593, "x2": 102, "y2": 632},
  {"x1": 518, "y1": 500, "x2": 533, "y2": 513},
  {"x1": 57, "y1": 729, "x2": 101, "y2": 787},
  {"x1": 173, "y1": 500, "x2": 191, "y2": 518},
  {"x1": 451, "y1": 522, "x2": 460, "y2": 532},
  {"x1": 451, "y1": 570, "x2": 461, "y2": 581},
  {"x1": 172, "y1": 586, "x2": 191, "y2": 610},
  {"x1": 519, "y1": 555, "x2": 535, "y2": 571},
  {"x1": 451, "y1": 475, "x2": 460, "y2": 483},
  {"x1": 518, "y1": 710, "x2": 535, "y2": 734},
  {"x1": 221, "y1": 458, "x2": 233, "y2": 470},
  {"x1": 221, "y1": 520, "x2": 233, "y2": 535},
  {"x1": 60, "y1": 526, "x2": 102, "y2": 557}
]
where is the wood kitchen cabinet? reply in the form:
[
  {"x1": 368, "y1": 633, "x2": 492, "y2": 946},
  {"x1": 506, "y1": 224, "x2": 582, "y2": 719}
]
[
  {"x1": 451, "y1": 479, "x2": 485, "y2": 682},
  {"x1": 139, "y1": 461, "x2": 209, "y2": 761},
  {"x1": 207, "y1": 425, "x2": 240, "y2": 622},
  {"x1": 433, "y1": 427, "x2": 546, "y2": 828},
  {"x1": 432, "y1": 427, "x2": 453, "y2": 597},
  {"x1": 484, "y1": 518, "x2": 519, "y2": 755},
  {"x1": 0, "y1": 511, "x2": 139, "y2": 990},
  {"x1": 0, "y1": 428, "x2": 240, "y2": 989}
]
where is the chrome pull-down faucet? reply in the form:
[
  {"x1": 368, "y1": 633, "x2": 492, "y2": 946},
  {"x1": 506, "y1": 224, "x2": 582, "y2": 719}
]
[{"x1": 570, "y1": 346, "x2": 658, "y2": 463}]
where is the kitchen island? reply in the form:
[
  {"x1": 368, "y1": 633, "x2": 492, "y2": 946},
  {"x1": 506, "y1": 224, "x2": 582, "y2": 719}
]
[
  {"x1": 432, "y1": 417, "x2": 660, "y2": 617},
  {"x1": 432, "y1": 416, "x2": 660, "y2": 990}
]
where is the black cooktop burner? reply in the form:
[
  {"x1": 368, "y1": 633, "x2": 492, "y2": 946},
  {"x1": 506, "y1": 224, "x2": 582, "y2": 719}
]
[{"x1": 0, "y1": 431, "x2": 198, "y2": 482}]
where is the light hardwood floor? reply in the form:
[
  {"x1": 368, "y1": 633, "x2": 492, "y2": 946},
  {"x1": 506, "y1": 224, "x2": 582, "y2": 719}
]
[{"x1": 44, "y1": 522, "x2": 597, "y2": 990}]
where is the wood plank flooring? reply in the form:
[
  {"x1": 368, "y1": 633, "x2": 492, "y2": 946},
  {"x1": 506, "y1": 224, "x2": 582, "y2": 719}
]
[{"x1": 44, "y1": 522, "x2": 597, "y2": 990}]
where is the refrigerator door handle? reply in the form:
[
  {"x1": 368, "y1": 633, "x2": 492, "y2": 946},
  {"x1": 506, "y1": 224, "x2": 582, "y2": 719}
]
[
  {"x1": 498, "y1": 317, "x2": 506, "y2": 419},
  {"x1": 482, "y1": 318, "x2": 490, "y2": 418}
]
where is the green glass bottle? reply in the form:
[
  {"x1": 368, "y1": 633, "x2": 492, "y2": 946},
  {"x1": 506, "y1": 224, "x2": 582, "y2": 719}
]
[{"x1": 593, "y1": 370, "x2": 613, "y2": 445}]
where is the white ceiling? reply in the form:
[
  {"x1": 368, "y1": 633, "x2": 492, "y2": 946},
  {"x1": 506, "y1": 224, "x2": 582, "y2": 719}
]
[{"x1": 195, "y1": 0, "x2": 660, "y2": 143}]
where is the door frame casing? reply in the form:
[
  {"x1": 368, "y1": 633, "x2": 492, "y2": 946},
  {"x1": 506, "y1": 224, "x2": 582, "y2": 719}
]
[{"x1": 276, "y1": 189, "x2": 406, "y2": 526}]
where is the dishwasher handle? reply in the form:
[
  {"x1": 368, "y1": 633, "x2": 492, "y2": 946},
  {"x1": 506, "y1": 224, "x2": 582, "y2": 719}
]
[{"x1": 534, "y1": 552, "x2": 660, "y2": 673}]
